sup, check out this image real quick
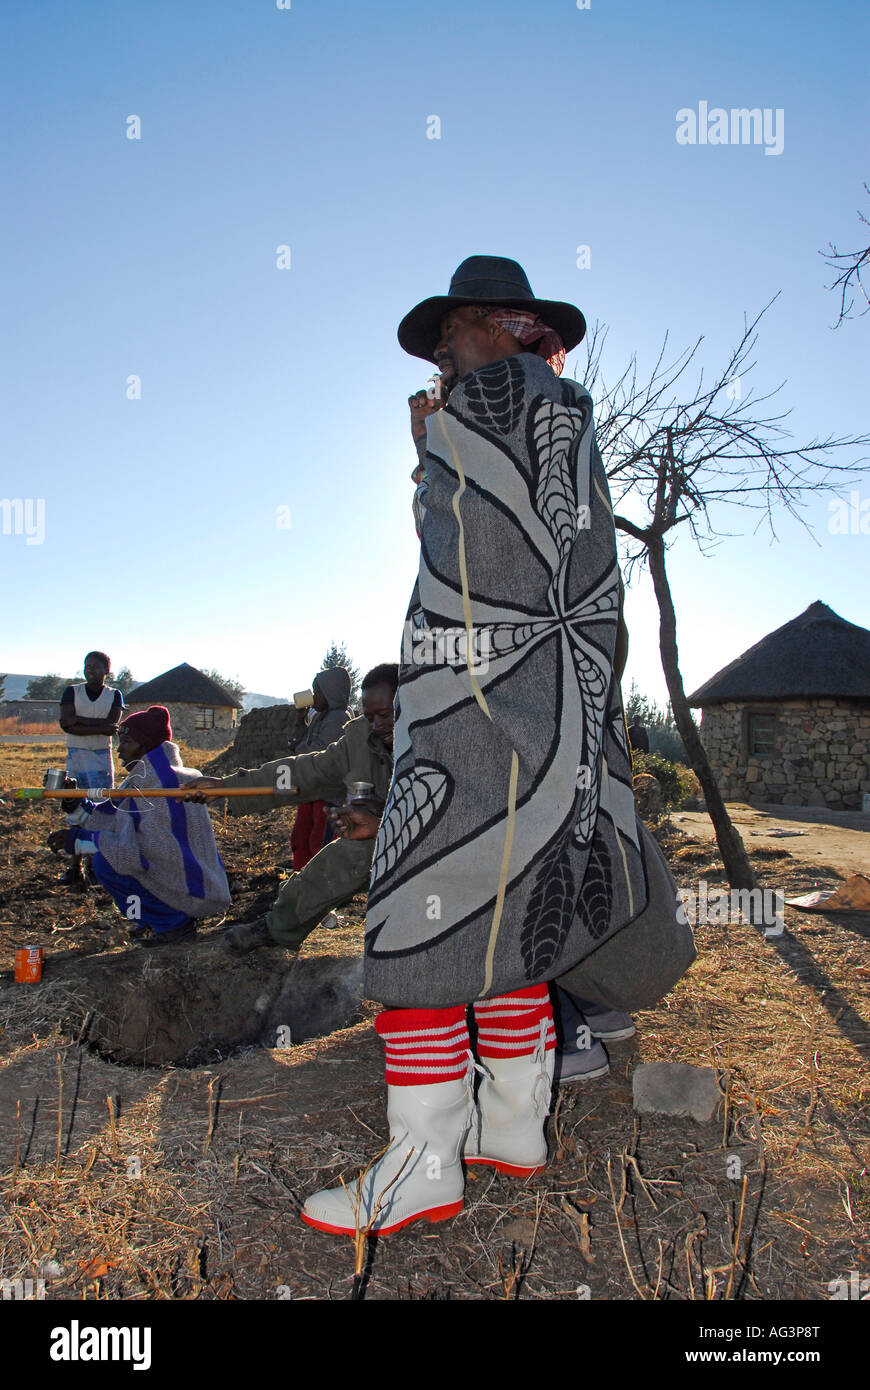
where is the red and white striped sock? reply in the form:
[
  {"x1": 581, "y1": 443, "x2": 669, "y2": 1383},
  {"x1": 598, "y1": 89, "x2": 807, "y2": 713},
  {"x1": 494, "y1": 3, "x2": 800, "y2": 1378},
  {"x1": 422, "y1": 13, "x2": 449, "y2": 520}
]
[
  {"x1": 473, "y1": 984, "x2": 556, "y2": 1060},
  {"x1": 376, "y1": 1007, "x2": 470, "y2": 1087}
]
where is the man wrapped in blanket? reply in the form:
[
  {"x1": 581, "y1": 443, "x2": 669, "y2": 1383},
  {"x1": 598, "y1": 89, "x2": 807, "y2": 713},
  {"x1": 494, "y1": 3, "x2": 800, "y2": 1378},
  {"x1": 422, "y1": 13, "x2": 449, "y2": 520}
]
[
  {"x1": 302, "y1": 257, "x2": 648, "y2": 1237},
  {"x1": 50, "y1": 705, "x2": 231, "y2": 946}
]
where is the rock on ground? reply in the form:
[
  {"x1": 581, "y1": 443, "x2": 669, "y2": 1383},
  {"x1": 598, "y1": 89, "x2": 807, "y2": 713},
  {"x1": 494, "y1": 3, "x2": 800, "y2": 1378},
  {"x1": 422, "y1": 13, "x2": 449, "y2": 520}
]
[{"x1": 632, "y1": 1061, "x2": 721, "y2": 1122}]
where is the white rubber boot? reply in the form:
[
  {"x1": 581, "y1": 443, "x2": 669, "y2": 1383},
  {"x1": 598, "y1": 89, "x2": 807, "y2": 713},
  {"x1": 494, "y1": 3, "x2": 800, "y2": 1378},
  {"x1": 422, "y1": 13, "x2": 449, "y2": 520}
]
[
  {"x1": 301, "y1": 1069, "x2": 473, "y2": 1237},
  {"x1": 465, "y1": 1025, "x2": 555, "y2": 1177}
]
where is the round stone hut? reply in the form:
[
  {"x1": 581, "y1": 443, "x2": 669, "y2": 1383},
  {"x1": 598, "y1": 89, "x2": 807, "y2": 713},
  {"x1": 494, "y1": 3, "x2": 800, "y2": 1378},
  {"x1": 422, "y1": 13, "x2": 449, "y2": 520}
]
[
  {"x1": 125, "y1": 663, "x2": 242, "y2": 750},
  {"x1": 688, "y1": 601, "x2": 870, "y2": 811}
]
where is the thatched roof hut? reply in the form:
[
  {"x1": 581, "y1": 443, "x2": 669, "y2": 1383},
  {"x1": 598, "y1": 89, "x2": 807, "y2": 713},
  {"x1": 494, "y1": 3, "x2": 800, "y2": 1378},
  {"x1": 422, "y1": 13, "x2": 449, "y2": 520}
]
[
  {"x1": 688, "y1": 602, "x2": 870, "y2": 706},
  {"x1": 125, "y1": 663, "x2": 241, "y2": 748},
  {"x1": 128, "y1": 663, "x2": 242, "y2": 709},
  {"x1": 689, "y1": 602, "x2": 870, "y2": 811}
]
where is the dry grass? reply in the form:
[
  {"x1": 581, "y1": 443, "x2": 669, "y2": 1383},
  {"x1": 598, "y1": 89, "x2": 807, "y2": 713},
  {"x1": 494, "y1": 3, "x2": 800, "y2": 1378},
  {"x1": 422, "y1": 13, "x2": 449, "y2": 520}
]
[
  {"x1": 1, "y1": 745, "x2": 868, "y2": 1301},
  {"x1": 0, "y1": 719, "x2": 59, "y2": 736}
]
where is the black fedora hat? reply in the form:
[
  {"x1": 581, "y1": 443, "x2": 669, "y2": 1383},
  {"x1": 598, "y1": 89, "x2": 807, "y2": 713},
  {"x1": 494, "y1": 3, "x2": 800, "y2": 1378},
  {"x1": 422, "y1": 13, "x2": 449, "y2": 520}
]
[{"x1": 398, "y1": 255, "x2": 586, "y2": 364}]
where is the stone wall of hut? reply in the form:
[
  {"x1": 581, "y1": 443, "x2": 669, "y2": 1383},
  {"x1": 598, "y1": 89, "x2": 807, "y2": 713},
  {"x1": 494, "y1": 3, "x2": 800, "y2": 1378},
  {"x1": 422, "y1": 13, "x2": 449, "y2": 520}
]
[
  {"x1": 699, "y1": 698, "x2": 870, "y2": 810},
  {"x1": 125, "y1": 701, "x2": 237, "y2": 750}
]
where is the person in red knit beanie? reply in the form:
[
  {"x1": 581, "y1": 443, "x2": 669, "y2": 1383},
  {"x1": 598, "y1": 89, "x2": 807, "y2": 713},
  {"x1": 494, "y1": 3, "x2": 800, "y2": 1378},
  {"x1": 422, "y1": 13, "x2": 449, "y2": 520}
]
[
  {"x1": 49, "y1": 705, "x2": 230, "y2": 947},
  {"x1": 119, "y1": 705, "x2": 172, "y2": 753}
]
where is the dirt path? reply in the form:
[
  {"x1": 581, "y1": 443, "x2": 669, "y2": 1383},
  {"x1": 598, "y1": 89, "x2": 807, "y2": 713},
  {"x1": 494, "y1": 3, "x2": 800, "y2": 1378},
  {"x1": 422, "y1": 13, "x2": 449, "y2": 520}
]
[{"x1": 676, "y1": 802, "x2": 870, "y2": 880}]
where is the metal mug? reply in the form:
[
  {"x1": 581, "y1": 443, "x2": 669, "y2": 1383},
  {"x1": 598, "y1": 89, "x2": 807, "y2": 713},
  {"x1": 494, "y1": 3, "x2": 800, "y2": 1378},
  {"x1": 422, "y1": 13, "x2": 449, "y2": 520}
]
[
  {"x1": 293, "y1": 689, "x2": 314, "y2": 711},
  {"x1": 347, "y1": 781, "x2": 375, "y2": 803},
  {"x1": 44, "y1": 768, "x2": 66, "y2": 790}
]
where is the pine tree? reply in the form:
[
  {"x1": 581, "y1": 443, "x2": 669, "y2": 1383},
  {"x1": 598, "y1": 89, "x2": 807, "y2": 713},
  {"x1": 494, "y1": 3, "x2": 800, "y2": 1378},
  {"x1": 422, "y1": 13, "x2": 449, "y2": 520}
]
[
  {"x1": 624, "y1": 680, "x2": 689, "y2": 762},
  {"x1": 320, "y1": 641, "x2": 361, "y2": 704}
]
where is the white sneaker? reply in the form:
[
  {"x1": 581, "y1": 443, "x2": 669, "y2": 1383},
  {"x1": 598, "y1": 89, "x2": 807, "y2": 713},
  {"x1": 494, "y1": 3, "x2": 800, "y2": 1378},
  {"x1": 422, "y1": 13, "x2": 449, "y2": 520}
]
[{"x1": 301, "y1": 1074, "x2": 472, "y2": 1236}]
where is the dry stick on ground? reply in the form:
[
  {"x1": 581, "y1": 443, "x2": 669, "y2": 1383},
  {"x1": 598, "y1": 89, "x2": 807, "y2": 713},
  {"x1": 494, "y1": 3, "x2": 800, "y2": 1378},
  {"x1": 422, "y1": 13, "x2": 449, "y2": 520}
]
[
  {"x1": 685, "y1": 1214, "x2": 708, "y2": 1301},
  {"x1": 551, "y1": 1092, "x2": 571, "y2": 1162},
  {"x1": 340, "y1": 1141, "x2": 415, "y2": 1301},
  {"x1": 653, "y1": 1238, "x2": 665, "y2": 1301},
  {"x1": 497, "y1": 1198, "x2": 546, "y2": 1302},
  {"x1": 606, "y1": 1156, "x2": 648, "y2": 1299},
  {"x1": 54, "y1": 1052, "x2": 63, "y2": 1179},
  {"x1": 728, "y1": 1081, "x2": 768, "y2": 1297},
  {"x1": 106, "y1": 1095, "x2": 119, "y2": 1155},
  {"x1": 724, "y1": 1174, "x2": 750, "y2": 1301},
  {"x1": 721, "y1": 1041, "x2": 733, "y2": 1149},
  {"x1": 623, "y1": 1151, "x2": 659, "y2": 1212},
  {"x1": 781, "y1": 1049, "x2": 821, "y2": 1168},
  {"x1": 203, "y1": 1076, "x2": 221, "y2": 1155},
  {"x1": 14, "y1": 1098, "x2": 21, "y2": 1178},
  {"x1": 498, "y1": 1248, "x2": 527, "y2": 1301}
]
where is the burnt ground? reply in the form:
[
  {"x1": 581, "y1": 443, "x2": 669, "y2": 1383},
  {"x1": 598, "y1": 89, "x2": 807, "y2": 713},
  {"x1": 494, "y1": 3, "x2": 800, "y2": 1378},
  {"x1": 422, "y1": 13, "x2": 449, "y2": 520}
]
[{"x1": 0, "y1": 741, "x2": 868, "y2": 1303}]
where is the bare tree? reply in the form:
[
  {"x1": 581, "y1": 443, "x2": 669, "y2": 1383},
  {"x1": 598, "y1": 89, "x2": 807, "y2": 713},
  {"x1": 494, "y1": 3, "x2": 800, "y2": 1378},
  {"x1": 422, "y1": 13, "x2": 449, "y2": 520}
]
[
  {"x1": 574, "y1": 304, "x2": 869, "y2": 889},
  {"x1": 821, "y1": 183, "x2": 870, "y2": 327}
]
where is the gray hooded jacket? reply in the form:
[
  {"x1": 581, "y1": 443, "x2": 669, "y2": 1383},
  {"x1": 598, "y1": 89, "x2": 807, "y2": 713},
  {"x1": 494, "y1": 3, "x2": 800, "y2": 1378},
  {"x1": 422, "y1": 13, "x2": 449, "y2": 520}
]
[{"x1": 291, "y1": 667, "x2": 353, "y2": 755}]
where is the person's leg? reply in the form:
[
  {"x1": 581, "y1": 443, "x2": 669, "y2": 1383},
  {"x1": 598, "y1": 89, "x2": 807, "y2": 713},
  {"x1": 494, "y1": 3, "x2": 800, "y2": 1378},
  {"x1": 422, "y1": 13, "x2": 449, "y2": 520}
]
[
  {"x1": 62, "y1": 750, "x2": 93, "y2": 887},
  {"x1": 89, "y1": 854, "x2": 192, "y2": 941},
  {"x1": 307, "y1": 800, "x2": 329, "y2": 862},
  {"x1": 557, "y1": 985, "x2": 635, "y2": 1042},
  {"x1": 60, "y1": 750, "x2": 114, "y2": 887},
  {"x1": 223, "y1": 837, "x2": 373, "y2": 956},
  {"x1": 291, "y1": 802, "x2": 315, "y2": 871},
  {"x1": 553, "y1": 985, "x2": 611, "y2": 1083},
  {"x1": 302, "y1": 1005, "x2": 474, "y2": 1236},
  {"x1": 466, "y1": 984, "x2": 556, "y2": 1175}
]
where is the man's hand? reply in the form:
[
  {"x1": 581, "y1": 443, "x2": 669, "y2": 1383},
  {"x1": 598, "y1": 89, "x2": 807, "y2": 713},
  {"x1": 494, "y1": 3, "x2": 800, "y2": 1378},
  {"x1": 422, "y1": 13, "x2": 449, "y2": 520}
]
[
  {"x1": 47, "y1": 829, "x2": 69, "y2": 855},
  {"x1": 56, "y1": 776, "x2": 83, "y2": 814},
  {"x1": 184, "y1": 776, "x2": 225, "y2": 803},
  {"x1": 409, "y1": 388, "x2": 444, "y2": 444},
  {"x1": 328, "y1": 803, "x2": 382, "y2": 841}
]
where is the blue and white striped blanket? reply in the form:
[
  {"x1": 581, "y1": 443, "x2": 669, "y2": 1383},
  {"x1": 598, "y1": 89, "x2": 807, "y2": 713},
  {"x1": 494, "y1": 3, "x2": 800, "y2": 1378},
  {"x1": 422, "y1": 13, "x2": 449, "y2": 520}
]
[{"x1": 76, "y1": 742, "x2": 231, "y2": 919}]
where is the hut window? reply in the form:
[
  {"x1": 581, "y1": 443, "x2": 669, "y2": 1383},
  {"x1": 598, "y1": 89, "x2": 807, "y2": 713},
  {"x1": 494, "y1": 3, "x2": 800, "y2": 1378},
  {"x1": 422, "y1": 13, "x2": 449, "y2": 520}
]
[
  {"x1": 747, "y1": 712, "x2": 776, "y2": 756},
  {"x1": 196, "y1": 707, "x2": 215, "y2": 730}
]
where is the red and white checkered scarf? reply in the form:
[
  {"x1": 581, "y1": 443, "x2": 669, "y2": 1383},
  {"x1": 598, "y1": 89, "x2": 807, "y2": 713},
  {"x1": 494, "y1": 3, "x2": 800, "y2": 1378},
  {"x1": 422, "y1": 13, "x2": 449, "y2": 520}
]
[{"x1": 484, "y1": 307, "x2": 566, "y2": 376}]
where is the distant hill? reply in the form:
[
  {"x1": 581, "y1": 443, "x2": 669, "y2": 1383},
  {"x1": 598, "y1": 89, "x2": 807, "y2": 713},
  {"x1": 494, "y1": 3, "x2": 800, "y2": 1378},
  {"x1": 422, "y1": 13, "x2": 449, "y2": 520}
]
[
  {"x1": 1, "y1": 674, "x2": 43, "y2": 701},
  {"x1": 240, "y1": 692, "x2": 289, "y2": 712},
  {"x1": 1, "y1": 674, "x2": 287, "y2": 713}
]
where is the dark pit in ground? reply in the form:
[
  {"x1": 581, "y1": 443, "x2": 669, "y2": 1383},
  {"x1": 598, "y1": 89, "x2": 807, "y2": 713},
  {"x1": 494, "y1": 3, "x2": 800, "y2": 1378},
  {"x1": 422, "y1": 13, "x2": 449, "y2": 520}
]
[{"x1": 25, "y1": 938, "x2": 366, "y2": 1067}]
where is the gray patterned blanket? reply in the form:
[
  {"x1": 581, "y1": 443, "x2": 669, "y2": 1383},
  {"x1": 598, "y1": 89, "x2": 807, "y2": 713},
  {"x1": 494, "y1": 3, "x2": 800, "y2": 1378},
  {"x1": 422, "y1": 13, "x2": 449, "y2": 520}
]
[{"x1": 365, "y1": 352, "x2": 648, "y2": 1008}]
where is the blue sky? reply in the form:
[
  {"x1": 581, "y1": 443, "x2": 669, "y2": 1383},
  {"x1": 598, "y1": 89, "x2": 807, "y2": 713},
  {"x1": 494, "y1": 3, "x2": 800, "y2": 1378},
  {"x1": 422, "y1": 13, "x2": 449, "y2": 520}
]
[{"x1": 2, "y1": 0, "x2": 867, "y2": 706}]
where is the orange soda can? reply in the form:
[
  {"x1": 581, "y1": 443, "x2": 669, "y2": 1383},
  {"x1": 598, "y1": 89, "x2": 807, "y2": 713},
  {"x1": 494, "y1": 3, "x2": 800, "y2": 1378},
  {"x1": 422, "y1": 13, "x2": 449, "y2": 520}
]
[{"x1": 14, "y1": 947, "x2": 44, "y2": 983}]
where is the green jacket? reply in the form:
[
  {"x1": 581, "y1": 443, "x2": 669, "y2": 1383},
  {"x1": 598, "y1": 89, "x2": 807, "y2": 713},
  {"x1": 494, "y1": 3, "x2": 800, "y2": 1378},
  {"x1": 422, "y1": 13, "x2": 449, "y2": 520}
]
[{"x1": 222, "y1": 716, "x2": 393, "y2": 816}]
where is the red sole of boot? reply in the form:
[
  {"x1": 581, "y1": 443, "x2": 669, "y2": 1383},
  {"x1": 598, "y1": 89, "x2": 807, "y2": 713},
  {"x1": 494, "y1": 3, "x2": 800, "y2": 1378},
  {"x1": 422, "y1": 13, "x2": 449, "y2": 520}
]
[
  {"x1": 300, "y1": 1200, "x2": 463, "y2": 1237},
  {"x1": 465, "y1": 1157, "x2": 546, "y2": 1178}
]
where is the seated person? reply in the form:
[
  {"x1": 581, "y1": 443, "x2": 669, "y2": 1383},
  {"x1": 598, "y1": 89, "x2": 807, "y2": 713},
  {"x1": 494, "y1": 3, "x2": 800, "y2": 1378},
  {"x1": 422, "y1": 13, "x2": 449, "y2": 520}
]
[
  {"x1": 48, "y1": 706, "x2": 231, "y2": 947},
  {"x1": 288, "y1": 666, "x2": 354, "y2": 871},
  {"x1": 192, "y1": 664, "x2": 397, "y2": 957}
]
